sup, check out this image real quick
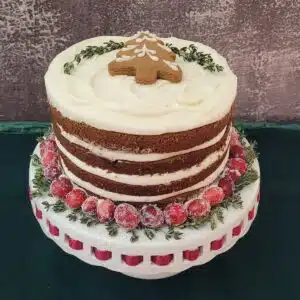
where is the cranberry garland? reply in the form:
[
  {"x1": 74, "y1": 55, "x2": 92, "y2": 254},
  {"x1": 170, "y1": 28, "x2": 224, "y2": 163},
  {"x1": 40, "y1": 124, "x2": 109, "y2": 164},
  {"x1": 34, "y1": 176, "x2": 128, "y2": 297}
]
[{"x1": 33, "y1": 127, "x2": 259, "y2": 242}]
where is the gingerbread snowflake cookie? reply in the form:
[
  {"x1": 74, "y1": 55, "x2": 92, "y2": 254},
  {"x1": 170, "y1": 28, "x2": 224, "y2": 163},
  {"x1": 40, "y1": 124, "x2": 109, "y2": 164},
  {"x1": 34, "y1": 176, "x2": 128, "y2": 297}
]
[{"x1": 108, "y1": 31, "x2": 182, "y2": 84}]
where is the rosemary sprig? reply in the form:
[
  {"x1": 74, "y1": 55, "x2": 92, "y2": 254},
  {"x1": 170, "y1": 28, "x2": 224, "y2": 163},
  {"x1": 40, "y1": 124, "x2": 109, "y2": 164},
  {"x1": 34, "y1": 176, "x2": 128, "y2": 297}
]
[
  {"x1": 42, "y1": 200, "x2": 67, "y2": 213},
  {"x1": 128, "y1": 229, "x2": 139, "y2": 243},
  {"x1": 80, "y1": 214, "x2": 99, "y2": 227},
  {"x1": 63, "y1": 41, "x2": 125, "y2": 74},
  {"x1": 165, "y1": 226, "x2": 183, "y2": 240},
  {"x1": 166, "y1": 43, "x2": 224, "y2": 72},
  {"x1": 31, "y1": 154, "x2": 50, "y2": 197},
  {"x1": 105, "y1": 220, "x2": 119, "y2": 237},
  {"x1": 143, "y1": 228, "x2": 156, "y2": 240}
]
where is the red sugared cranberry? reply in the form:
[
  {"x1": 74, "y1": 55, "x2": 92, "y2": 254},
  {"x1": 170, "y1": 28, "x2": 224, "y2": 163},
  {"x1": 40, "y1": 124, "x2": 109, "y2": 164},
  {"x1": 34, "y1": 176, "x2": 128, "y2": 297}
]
[
  {"x1": 43, "y1": 165, "x2": 61, "y2": 181},
  {"x1": 202, "y1": 186, "x2": 225, "y2": 206},
  {"x1": 97, "y1": 199, "x2": 116, "y2": 223},
  {"x1": 114, "y1": 203, "x2": 139, "y2": 229},
  {"x1": 41, "y1": 150, "x2": 59, "y2": 168},
  {"x1": 218, "y1": 176, "x2": 234, "y2": 197},
  {"x1": 65, "y1": 188, "x2": 87, "y2": 209},
  {"x1": 230, "y1": 145, "x2": 246, "y2": 160},
  {"x1": 81, "y1": 196, "x2": 98, "y2": 216},
  {"x1": 140, "y1": 204, "x2": 164, "y2": 228},
  {"x1": 50, "y1": 176, "x2": 73, "y2": 198},
  {"x1": 122, "y1": 255, "x2": 143, "y2": 266},
  {"x1": 164, "y1": 203, "x2": 187, "y2": 226},
  {"x1": 151, "y1": 254, "x2": 173, "y2": 266},
  {"x1": 227, "y1": 158, "x2": 248, "y2": 175},
  {"x1": 183, "y1": 248, "x2": 201, "y2": 261},
  {"x1": 185, "y1": 198, "x2": 210, "y2": 217},
  {"x1": 40, "y1": 139, "x2": 57, "y2": 157},
  {"x1": 225, "y1": 168, "x2": 241, "y2": 183},
  {"x1": 230, "y1": 128, "x2": 242, "y2": 147}
]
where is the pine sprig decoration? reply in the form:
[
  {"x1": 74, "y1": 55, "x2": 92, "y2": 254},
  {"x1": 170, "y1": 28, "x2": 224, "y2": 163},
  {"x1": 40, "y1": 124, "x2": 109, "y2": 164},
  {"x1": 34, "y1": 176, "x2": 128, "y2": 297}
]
[
  {"x1": 128, "y1": 229, "x2": 139, "y2": 243},
  {"x1": 64, "y1": 41, "x2": 125, "y2": 74},
  {"x1": 105, "y1": 220, "x2": 119, "y2": 237},
  {"x1": 31, "y1": 154, "x2": 50, "y2": 197},
  {"x1": 166, "y1": 43, "x2": 224, "y2": 72},
  {"x1": 143, "y1": 228, "x2": 156, "y2": 240},
  {"x1": 41, "y1": 200, "x2": 67, "y2": 213},
  {"x1": 165, "y1": 226, "x2": 183, "y2": 240}
]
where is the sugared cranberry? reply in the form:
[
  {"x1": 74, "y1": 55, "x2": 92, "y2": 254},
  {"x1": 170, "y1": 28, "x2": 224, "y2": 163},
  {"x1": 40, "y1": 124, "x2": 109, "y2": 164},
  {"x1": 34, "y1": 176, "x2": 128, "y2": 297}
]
[
  {"x1": 122, "y1": 255, "x2": 143, "y2": 266},
  {"x1": 65, "y1": 188, "x2": 87, "y2": 209},
  {"x1": 185, "y1": 198, "x2": 210, "y2": 217},
  {"x1": 230, "y1": 145, "x2": 246, "y2": 160},
  {"x1": 230, "y1": 128, "x2": 242, "y2": 146},
  {"x1": 151, "y1": 254, "x2": 173, "y2": 266},
  {"x1": 82, "y1": 196, "x2": 98, "y2": 216},
  {"x1": 164, "y1": 203, "x2": 187, "y2": 226},
  {"x1": 218, "y1": 176, "x2": 234, "y2": 197},
  {"x1": 202, "y1": 186, "x2": 225, "y2": 206},
  {"x1": 50, "y1": 176, "x2": 73, "y2": 198},
  {"x1": 225, "y1": 168, "x2": 241, "y2": 183},
  {"x1": 41, "y1": 150, "x2": 59, "y2": 168},
  {"x1": 97, "y1": 199, "x2": 116, "y2": 223},
  {"x1": 43, "y1": 165, "x2": 61, "y2": 181},
  {"x1": 227, "y1": 158, "x2": 248, "y2": 175},
  {"x1": 40, "y1": 139, "x2": 57, "y2": 157},
  {"x1": 140, "y1": 204, "x2": 164, "y2": 228},
  {"x1": 114, "y1": 203, "x2": 139, "y2": 229}
]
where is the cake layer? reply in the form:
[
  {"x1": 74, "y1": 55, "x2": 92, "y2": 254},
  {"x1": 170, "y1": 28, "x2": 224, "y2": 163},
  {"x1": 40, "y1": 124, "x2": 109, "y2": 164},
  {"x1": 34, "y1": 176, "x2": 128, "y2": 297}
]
[
  {"x1": 45, "y1": 36, "x2": 237, "y2": 135},
  {"x1": 53, "y1": 121, "x2": 231, "y2": 175},
  {"x1": 60, "y1": 149, "x2": 229, "y2": 203},
  {"x1": 52, "y1": 106, "x2": 233, "y2": 153},
  {"x1": 59, "y1": 146, "x2": 228, "y2": 197}
]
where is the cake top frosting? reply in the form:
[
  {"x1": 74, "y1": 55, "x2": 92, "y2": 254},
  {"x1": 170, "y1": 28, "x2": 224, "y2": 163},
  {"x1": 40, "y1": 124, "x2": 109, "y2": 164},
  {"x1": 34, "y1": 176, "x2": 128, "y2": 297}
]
[{"x1": 45, "y1": 34, "x2": 237, "y2": 134}]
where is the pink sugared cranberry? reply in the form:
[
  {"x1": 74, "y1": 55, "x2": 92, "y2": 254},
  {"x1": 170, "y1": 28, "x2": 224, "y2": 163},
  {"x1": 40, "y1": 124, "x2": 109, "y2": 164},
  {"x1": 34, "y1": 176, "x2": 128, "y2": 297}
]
[
  {"x1": 81, "y1": 196, "x2": 98, "y2": 216},
  {"x1": 97, "y1": 199, "x2": 116, "y2": 223},
  {"x1": 41, "y1": 150, "x2": 59, "y2": 168},
  {"x1": 164, "y1": 203, "x2": 187, "y2": 226},
  {"x1": 185, "y1": 198, "x2": 210, "y2": 217},
  {"x1": 230, "y1": 144, "x2": 246, "y2": 160},
  {"x1": 140, "y1": 204, "x2": 164, "y2": 228},
  {"x1": 40, "y1": 139, "x2": 57, "y2": 157},
  {"x1": 227, "y1": 158, "x2": 248, "y2": 175},
  {"x1": 230, "y1": 128, "x2": 242, "y2": 147},
  {"x1": 93, "y1": 248, "x2": 112, "y2": 261},
  {"x1": 202, "y1": 186, "x2": 225, "y2": 206},
  {"x1": 114, "y1": 203, "x2": 139, "y2": 229},
  {"x1": 43, "y1": 165, "x2": 61, "y2": 181},
  {"x1": 151, "y1": 254, "x2": 173, "y2": 266},
  {"x1": 218, "y1": 176, "x2": 234, "y2": 197},
  {"x1": 225, "y1": 168, "x2": 241, "y2": 183},
  {"x1": 50, "y1": 176, "x2": 73, "y2": 198},
  {"x1": 122, "y1": 255, "x2": 143, "y2": 266},
  {"x1": 183, "y1": 248, "x2": 201, "y2": 261},
  {"x1": 65, "y1": 188, "x2": 87, "y2": 209}
]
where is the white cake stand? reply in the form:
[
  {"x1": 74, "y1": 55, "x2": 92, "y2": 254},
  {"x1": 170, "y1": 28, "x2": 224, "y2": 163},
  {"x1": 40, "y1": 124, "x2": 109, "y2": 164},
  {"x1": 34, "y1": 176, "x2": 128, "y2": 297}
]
[{"x1": 29, "y1": 142, "x2": 260, "y2": 280}]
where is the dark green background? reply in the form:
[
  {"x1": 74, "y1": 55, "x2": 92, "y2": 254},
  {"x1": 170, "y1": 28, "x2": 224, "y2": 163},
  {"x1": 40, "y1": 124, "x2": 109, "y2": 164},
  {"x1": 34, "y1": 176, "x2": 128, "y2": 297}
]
[{"x1": 1, "y1": 128, "x2": 300, "y2": 299}]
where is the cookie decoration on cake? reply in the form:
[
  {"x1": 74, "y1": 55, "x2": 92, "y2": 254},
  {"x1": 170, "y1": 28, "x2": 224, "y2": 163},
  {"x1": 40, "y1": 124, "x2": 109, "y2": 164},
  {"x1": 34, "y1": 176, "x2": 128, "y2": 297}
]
[{"x1": 108, "y1": 31, "x2": 182, "y2": 84}]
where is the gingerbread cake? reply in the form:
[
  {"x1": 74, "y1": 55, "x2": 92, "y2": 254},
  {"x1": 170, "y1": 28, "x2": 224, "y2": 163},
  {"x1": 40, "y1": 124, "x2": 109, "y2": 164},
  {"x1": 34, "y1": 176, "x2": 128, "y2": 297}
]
[{"x1": 45, "y1": 31, "x2": 237, "y2": 205}]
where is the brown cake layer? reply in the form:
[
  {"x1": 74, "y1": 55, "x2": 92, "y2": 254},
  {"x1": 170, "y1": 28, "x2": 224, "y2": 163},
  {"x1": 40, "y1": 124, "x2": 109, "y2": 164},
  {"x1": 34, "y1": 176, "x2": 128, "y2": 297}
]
[
  {"x1": 51, "y1": 105, "x2": 233, "y2": 153},
  {"x1": 54, "y1": 122, "x2": 231, "y2": 175},
  {"x1": 60, "y1": 148, "x2": 228, "y2": 197}
]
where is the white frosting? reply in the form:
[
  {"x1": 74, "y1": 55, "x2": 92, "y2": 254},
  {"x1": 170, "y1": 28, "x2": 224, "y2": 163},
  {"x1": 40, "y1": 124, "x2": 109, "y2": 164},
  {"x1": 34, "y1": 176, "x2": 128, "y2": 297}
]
[
  {"x1": 56, "y1": 133, "x2": 230, "y2": 185},
  {"x1": 61, "y1": 150, "x2": 229, "y2": 202},
  {"x1": 58, "y1": 124, "x2": 229, "y2": 162},
  {"x1": 45, "y1": 35, "x2": 237, "y2": 134}
]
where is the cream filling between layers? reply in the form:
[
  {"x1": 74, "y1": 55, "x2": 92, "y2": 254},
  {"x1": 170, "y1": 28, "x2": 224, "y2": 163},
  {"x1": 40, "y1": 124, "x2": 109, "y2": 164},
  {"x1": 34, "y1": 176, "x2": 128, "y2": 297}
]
[
  {"x1": 56, "y1": 132, "x2": 230, "y2": 185},
  {"x1": 57, "y1": 124, "x2": 229, "y2": 162},
  {"x1": 60, "y1": 149, "x2": 229, "y2": 202}
]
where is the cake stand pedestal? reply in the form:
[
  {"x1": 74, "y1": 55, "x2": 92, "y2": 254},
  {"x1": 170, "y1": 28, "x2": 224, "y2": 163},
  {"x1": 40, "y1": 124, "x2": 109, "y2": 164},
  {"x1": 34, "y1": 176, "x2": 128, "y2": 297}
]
[{"x1": 29, "y1": 143, "x2": 260, "y2": 280}]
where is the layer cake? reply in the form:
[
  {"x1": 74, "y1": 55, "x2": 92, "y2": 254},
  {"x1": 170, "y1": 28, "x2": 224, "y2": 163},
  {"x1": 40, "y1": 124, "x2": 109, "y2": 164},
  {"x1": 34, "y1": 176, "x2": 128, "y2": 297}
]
[{"x1": 45, "y1": 32, "x2": 237, "y2": 205}]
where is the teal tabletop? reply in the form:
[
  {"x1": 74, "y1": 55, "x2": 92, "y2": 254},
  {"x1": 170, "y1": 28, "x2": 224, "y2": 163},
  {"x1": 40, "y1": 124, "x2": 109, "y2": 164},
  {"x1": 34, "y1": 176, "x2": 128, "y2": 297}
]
[{"x1": 1, "y1": 127, "x2": 300, "y2": 300}]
